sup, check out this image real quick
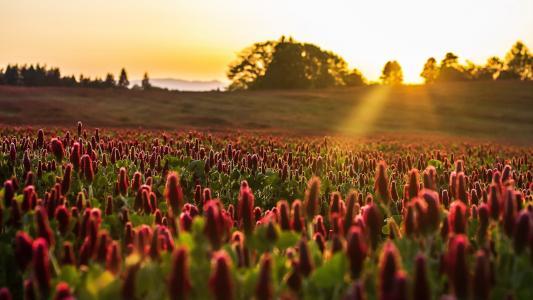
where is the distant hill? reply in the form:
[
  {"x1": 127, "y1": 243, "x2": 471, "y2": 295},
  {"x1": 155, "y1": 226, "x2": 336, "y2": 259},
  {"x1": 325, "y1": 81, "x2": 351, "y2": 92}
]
[
  {"x1": 0, "y1": 81, "x2": 532, "y2": 144},
  {"x1": 130, "y1": 78, "x2": 226, "y2": 91}
]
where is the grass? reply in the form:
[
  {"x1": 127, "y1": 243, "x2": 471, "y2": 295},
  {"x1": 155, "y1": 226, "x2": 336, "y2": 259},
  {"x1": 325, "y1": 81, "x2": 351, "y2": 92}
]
[{"x1": 0, "y1": 81, "x2": 532, "y2": 144}]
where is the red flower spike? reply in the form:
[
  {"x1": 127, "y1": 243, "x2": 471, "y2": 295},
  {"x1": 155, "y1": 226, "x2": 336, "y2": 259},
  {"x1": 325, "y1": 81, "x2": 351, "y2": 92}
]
[
  {"x1": 276, "y1": 200, "x2": 291, "y2": 231},
  {"x1": 238, "y1": 183, "x2": 255, "y2": 233},
  {"x1": 53, "y1": 282, "x2": 73, "y2": 300},
  {"x1": 291, "y1": 200, "x2": 305, "y2": 232},
  {"x1": 346, "y1": 226, "x2": 367, "y2": 279},
  {"x1": 61, "y1": 242, "x2": 76, "y2": 265},
  {"x1": 80, "y1": 154, "x2": 94, "y2": 183},
  {"x1": 32, "y1": 238, "x2": 51, "y2": 298},
  {"x1": 50, "y1": 138, "x2": 65, "y2": 161},
  {"x1": 378, "y1": 241, "x2": 401, "y2": 300},
  {"x1": 3, "y1": 180, "x2": 14, "y2": 208},
  {"x1": 255, "y1": 253, "x2": 273, "y2": 300},
  {"x1": 375, "y1": 161, "x2": 391, "y2": 204},
  {"x1": 204, "y1": 201, "x2": 223, "y2": 249},
  {"x1": 61, "y1": 164, "x2": 72, "y2": 195},
  {"x1": 514, "y1": 211, "x2": 531, "y2": 254},
  {"x1": 446, "y1": 235, "x2": 469, "y2": 298},
  {"x1": 15, "y1": 231, "x2": 34, "y2": 270},
  {"x1": 448, "y1": 200, "x2": 467, "y2": 235},
  {"x1": 473, "y1": 250, "x2": 491, "y2": 300},
  {"x1": 168, "y1": 247, "x2": 191, "y2": 300},
  {"x1": 209, "y1": 252, "x2": 234, "y2": 300},
  {"x1": 408, "y1": 169, "x2": 420, "y2": 200},
  {"x1": 35, "y1": 206, "x2": 54, "y2": 246},
  {"x1": 55, "y1": 205, "x2": 70, "y2": 236},
  {"x1": 298, "y1": 239, "x2": 313, "y2": 277},
  {"x1": 304, "y1": 177, "x2": 321, "y2": 220},
  {"x1": 0, "y1": 288, "x2": 11, "y2": 300},
  {"x1": 165, "y1": 172, "x2": 183, "y2": 215},
  {"x1": 419, "y1": 189, "x2": 440, "y2": 232},
  {"x1": 118, "y1": 167, "x2": 129, "y2": 196},
  {"x1": 363, "y1": 202, "x2": 383, "y2": 249},
  {"x1": 413, "y1": 253, "x2": 430, "y2": 300},
  {"x1": 106, "y1": 241, "x2": 122, "y2": 275}
]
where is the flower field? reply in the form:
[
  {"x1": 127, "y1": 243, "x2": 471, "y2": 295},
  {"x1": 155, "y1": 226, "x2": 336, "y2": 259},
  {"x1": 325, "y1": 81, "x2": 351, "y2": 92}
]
[{"x1": 0, "y1": 123, "x2": 532, "y2": 300}]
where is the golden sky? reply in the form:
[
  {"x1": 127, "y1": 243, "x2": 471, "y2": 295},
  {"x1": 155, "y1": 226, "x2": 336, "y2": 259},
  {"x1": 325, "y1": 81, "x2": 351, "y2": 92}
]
[{"x1": 1, "y1": 0, "x2": 532, "y2": 83}]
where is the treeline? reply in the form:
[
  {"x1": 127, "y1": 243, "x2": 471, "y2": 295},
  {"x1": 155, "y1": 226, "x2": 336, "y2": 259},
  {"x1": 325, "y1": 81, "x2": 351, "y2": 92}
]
[
  {"x1": 1, "y1": 39, "x2": 531, "y2": 91},
  {"x1": 0, "y1": 65, "x2": 154, "y2": 90},
  {"x1": 228, "y1": 38, "x2": 532, "y2": 88},
  {"x1": 420, "y1": 41, "x2": 533, "y2": 83}
]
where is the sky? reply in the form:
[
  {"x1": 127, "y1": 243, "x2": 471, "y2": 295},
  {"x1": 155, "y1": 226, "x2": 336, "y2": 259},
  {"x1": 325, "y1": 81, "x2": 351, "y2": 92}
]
[{"x1": 1, "y1": 0, "x2": 532, "y2": 84}]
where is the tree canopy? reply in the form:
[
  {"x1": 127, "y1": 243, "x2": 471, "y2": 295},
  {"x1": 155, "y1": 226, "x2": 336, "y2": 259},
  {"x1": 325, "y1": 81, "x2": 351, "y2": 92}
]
[
  {"x1": 380, "y1": 61, "x2": 403, "y2": 85},
  {"x1": 227, "y1": 37, "x2": 365, "y2": 90},
  {"x1": 420, "y1": 57, "x2": 439, "y2": 83},
  {"x1": 118, "y1": 68, "x2": 130, "y2": 88}
]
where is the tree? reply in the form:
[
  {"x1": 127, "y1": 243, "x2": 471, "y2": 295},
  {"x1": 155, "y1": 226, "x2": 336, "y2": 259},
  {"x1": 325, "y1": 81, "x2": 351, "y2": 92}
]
[
  {"x1": 227, "y1": 37, "x2": 365, "y2": 90},
  {"x1": 118, "y1": 68, "x2": 129, "y2": 88},
  {"x1": 104, "y1": 73, "x2": 116, "y2": 88},
  {"x1": 437, "y1": 52, "x2": 467, "y2": 82},
  {"x1": 141, "y1": 72, "x2": 152, "y2": 90},
  {"x1": 420, "y1": 57, "x2": 439, "y2": 83},
  {"x1": 4, "y1": 65, "x2": 20, "y2": 85},
  {"x1": 482, "y1": 56, "x2": 504, "y2": 80},
  {"x1": 441, "y1": 52, "x2": 459, "y2": 68},
  {"x1": 505, "y1": 41, "x2": 532, "y2": 80},
  {"x1": 380, "y1": 61, "x2": 403, "y2": 85},
  {"x1": 343, "y1": 68, "x2": 366, "y2": 87}
]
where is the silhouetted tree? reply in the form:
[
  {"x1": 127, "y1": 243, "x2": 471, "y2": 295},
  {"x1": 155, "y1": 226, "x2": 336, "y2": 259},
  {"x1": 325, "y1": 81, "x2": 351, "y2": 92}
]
[
  {"x1": 61, "y1": 75, "x2": 77, "y2": 87},
  {"x1": 227, "y1": 37, "x2": 364, "y2": 90},
  {"x1": 104, "y1": 73, "x2": 116, "y2": 88},
  {"x1": 505, "y1": 41, "x2": 532, "y2": 80},
  {"x1": 45, "y1": 67, "x2": 61, "y2": 86},
  {"x1": 484, "y1": 56, "x2": 504, "y2": 80},
  {"x1": 118, "y1": 68, "x2": 129, "y2": 88},
  {"x1": 343, "y1": 68, "x2": 366, "y2": 86},
  {"x1": 441, "y1": 52, "x2": 459, "y2": 68},
  {"x1": 0, "y1": 68, "x2": 4, "y2": 84},
  {"x1": 141, "y1": 72, "x2": 152, "y2": 90},
  {"x1": 380, "y1": 61, "x2": 403, "y2": 85},
  {"x1": 4, "y1": 65, "x2": 20, "y2": 85},
  {"x1": 420, "y1": 57, "x2": 439, "y2": 83},
  {"x1": 437, "y1": 52, "x2": 467, "y2": 81}
]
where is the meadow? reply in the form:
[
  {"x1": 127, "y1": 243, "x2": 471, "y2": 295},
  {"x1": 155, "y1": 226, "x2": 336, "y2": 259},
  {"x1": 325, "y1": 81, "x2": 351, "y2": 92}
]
[
  {"x1": 0, "y1": 123, "x2": 531, "y2": 299},
  {"x1": 1, "y1": 81, "x2": 532, "y2": 144}
]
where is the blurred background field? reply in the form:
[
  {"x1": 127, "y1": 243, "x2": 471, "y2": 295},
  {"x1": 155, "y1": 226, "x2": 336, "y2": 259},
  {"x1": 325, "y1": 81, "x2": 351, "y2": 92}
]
[{"x1": 1, "y1": 81, "x2": 532, "y2": 144}]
